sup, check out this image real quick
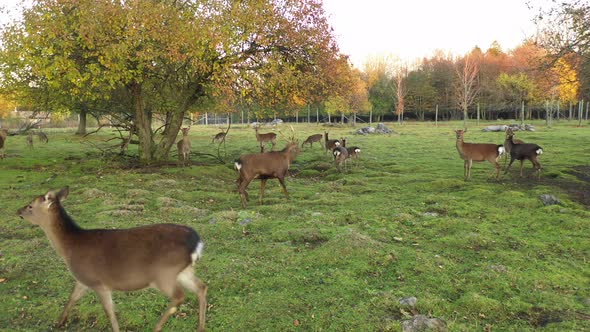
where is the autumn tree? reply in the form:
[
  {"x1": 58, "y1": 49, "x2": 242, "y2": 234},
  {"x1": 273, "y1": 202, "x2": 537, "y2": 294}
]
[{"x1": 0, "y1": 0, "x2": 342, "y2": 164}]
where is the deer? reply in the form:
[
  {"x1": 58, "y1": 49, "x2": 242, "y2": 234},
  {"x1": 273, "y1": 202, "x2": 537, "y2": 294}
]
[
  {"x1": 177, "y1": 127, "x2": 191, "y2": 167},
  {"x1": 301, "y1": 134, "x2": 323, "y2": 149},
  {"x1": 344, "y1": 140, "x2": 362, "y2": 167},
  {"x1": 332, "y1": 138, "x2": 349, "y2": 172},
  {"x1": 324, "y1": 132, "x2": 340, "y2": 155},
  {"x1": 37, "y1": 130, "x2": 49, "y2": 143},
  {"x1": 26, "y1": 131, "x2": 34, "y2": 149},
  {"x1": 454, "y1": 129, "x2": 505, "y2": 180},
  {"x1": 503, "y1": 127, "x2": 524, "y2": 155},
  {"x1": 235, "y1": 141, "x2": 299, "y2": 208},
  {"x1": 0, "y1": 128, "x2": 7, "y2": 158},
  {"x1": 254, "y1": 127, "x2": 277, "y2": 152},
  {"x1": 17, "y1": 187, "x2": 207, "y2": 332},
  {"x1": 212, "y1": 131, "x2": 227, "y2": 144},
  {"x1": 504, "y1": 130, "x2": 543, "y2": 180}
]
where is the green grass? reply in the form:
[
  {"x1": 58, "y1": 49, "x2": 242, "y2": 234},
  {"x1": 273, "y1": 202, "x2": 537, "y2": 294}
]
[{"x1": 1, "y1": 120, "x2": 589, "y2": 331}]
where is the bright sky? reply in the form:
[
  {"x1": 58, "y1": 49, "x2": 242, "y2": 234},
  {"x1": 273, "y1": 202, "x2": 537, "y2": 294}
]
[{"x1": 322, "y1": 0, "x2": 545, "y2": 68}]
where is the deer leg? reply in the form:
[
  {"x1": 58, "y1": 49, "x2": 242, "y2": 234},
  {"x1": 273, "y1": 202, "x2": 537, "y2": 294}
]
[
  {"x1": 58, "y1": 282, "x2": 88, "y2": 326},
  {"x1": 259, "y1": 179, "x2": 267, "y2": 205},
  {"x1": 154, "y1": 284, "x2": 185, "y2": 332},
  {"x1": 95, "y1": 287, "x2": 120, "y2": 332},
  {"x1": 238, "y1": 178, "x2": 252, "y2": 208},
  {"x1": 177, "y1": 267, "x2": 208, "y2": 332},
  {"x1": 505, "y1": 157, "x2": 516, "y2": 174},
  {"x1": 278, "y1": 177, "x2": 289, "y2": 199},
  {"x1": 519, "y1": 160, "x2": 525, "y2": 177}
]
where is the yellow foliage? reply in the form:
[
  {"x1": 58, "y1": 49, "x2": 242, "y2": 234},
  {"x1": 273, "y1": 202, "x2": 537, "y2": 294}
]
[{"x1": 553, "y1": 58, "x2": 579, "y2": 103}]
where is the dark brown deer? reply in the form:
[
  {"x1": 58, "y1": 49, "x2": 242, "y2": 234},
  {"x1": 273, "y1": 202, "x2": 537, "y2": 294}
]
[
  {"x1": 235, "y1": 141, "x2": 299, "y2": 207},
  {"x1": 254, "y1": 127, "x2": 277, "y2": 152},
  {"x1": 504, "y1": 127, "x2": 524, "y2": 155},
  {"x1": 212, "y1": 131, "x2": 227, "y2": 144},
  {"x1": 324, "y1": 132, "x2": 340, "y2": 155},
  {"x1": 455, "y1": 129, "x2": 505, "y2": 180},
  {"x1": 301, "y1": 134, "x2": 323, "y2": 149},
  {"x1": 177, "y1": 127, "x2": 191, "y2": 167},
  {"x1": 17, "y1": 187, "x2": 207, "y2": 332},
  {"x1": 0, "y1": 128, "x2": 7, "y2": 158},
  {"x1": 504, "y1": 131, "x2": 543, "y2": 180}
]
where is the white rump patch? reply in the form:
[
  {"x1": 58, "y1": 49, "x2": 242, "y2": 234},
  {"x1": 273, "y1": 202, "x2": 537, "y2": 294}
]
[
  {"x1": 334, "y1": 150, "x2": 341, "y2": 157},
  {"x1": 536, "y1": 148, "x2": 543, "y2": 155},
  {"x1": 234, "y1": 162, "x2": 242, "y2": 171},
  {"x1": 354, "y1": 148, "x2": 361, "y2": 153},
  {"x1": 191, "y1": 241, "x2": 204, "y2": 264},
  {"x1": 334, "y1": 141, "x2": 341, "y2": 146},
  {"x1": 498, "y1": 146, "x2": 505, "y2": 155}
]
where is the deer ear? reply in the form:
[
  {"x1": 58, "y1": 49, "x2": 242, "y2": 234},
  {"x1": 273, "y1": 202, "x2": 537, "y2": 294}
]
[{"x1": 45, "y1": 187, "x2": 69, "y2": 203}]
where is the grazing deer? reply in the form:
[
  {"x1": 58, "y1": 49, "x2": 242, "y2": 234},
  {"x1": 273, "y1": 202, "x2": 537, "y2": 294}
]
[
  {"x1": 332, "y1": 138, "x2": 349, "y2": 172},
  {"x1": 0, "y1": 128, "x2": 8, "y2": 158},
  {"x1": 504, "y1": 131, "x2": 543, "y2": 180},
  {"x1": 504, "y1": 127, "x2": 524, "y2": 155},
  {"x1": 254, "y1": 127, "x2": 277, "y2": 152},
  {"x1": 37, "y1": 130, "x2": 49, "y2": 143},
  {"x1": 324, "y1": 132, "x2": 340, "y2": 155},
  {"x1": 26, "y1": 132, "x2": 34, "y2": 149},
  {"x1": 212, "y1": 131, "x2": 227, "y2": 144},
  {"x1": 301, "y1": 134, "x2": 323, "y2": 149},
  {"x1": 17, "y1": 187, "x2": 207, "y2": 332},
  {"x1": 177, "y1": 127, "x2": 191, "y2": 167},
  {"x1": 455, "y1": 129, "x2": 505, "y2": 180},
  {"x1": 235, "y1": 141, "x2": 299, "y2": 207}
]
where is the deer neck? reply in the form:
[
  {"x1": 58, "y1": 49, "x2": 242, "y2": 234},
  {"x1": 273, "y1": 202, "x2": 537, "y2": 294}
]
[
  {"x1": 455, "y1": 138, "x2": 466, "y2": 158},
  {"x1": 39, "y1": 208, "x2": 83, "y2": 259}
]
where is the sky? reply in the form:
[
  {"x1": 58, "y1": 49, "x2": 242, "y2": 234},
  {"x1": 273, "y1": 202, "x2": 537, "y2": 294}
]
[
  {"x1": 1, "y1": 0, "x2": 546, "y2": 67},
  {"x1": 322, "y1": 0, "x2": 546, "y2": 68}
]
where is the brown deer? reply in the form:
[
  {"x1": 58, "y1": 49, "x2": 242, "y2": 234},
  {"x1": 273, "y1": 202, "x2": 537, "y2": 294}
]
[
  {"x1": 177, "y1": 127, "x2": 191, "y2": 167},
  {"x1": 0, "y1": 128, "x2": 7, "y2": 158},
  {"x1": 254, "y1": 127, "x2": 277, "y2": 152},
  {"x1": 504, "y1": 131, "x2": 543, "y2": 180},
  {"x1": 27, "y1": 132, "x2": 34, "y2": 149},
  {"x1": 235, "y1": 141, "x2": 299, "y2": 207},
  {"x1": 324, "y1": 132, "x2": 340, "y2": 155},
  {"x1": 301, "y1": 134, "x2": 323, "y2": 149},
  {"x1": 17, "y1": 187, "x2": 207, "y2": 332},
  {"x1": 455, "y1": 129, "x2": 505, "y2": 180},
  {"x1": 332, "y1": 138, "x2": 349, "y2": 172}
]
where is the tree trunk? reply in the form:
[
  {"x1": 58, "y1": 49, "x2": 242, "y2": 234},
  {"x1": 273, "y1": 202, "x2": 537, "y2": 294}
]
[
  {"x1": 154, "y1": 110, "x2": 184, "y2": 161},
  {"x1": 75, "y1": 108, "x2": 87, "y2": 136},
  {"x1": 130, "y1": 83, "x2": 155, "y2": 164}
]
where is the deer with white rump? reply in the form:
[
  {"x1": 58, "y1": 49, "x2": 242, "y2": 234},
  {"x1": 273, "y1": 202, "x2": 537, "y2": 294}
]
[
  {"x1": 324, "y1": 131, "x2": 340, "y2": 155},
  {"x1": 504, "y1": 130, "x2": 543, "y2": 180},
  {"x1": 235, "y1": 141, "x2": 299, "y2": 207},
  {"x1": 301, "y1": 133, "x2": 323, "y2": 149},
  {"x1": 17, "y1": 187, "x2": 207, "y2": 332},
  {"x1": 455, "y1": 129, "x2": 505, "y2": 180}
]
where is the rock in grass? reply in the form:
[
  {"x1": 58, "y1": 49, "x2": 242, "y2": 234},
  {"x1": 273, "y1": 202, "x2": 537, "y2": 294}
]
[
  {"x1": 402, "y1": 315, "x2": 447, "y2": 332},
  {"x1": 399, "y1": 296, "x2": 417, "y2": 307},
  {"x1": 539, "y1": 194, "x2": 561, "y2": 206}
]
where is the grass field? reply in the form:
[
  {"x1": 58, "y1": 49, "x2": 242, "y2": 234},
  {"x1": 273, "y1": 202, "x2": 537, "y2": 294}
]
[{"x1": 0, "y1": 120, "x2": 589, "y2": 331}]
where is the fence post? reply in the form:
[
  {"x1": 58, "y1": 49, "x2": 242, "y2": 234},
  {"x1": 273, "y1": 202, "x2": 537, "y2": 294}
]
[{"x1": 435, "y1": 104, "x2": 438, "y2": 126}]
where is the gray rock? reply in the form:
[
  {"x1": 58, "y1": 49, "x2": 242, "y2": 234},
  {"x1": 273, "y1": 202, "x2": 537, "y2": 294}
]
[
  {"x1": 482, "y1": 125, "x2": 508, "y2": 132},
  {"x1": 399, "y1": 296, "x2": 417, "y2": 307},
  {"x1": 540, "y1": 194, "x2": 561, "y2": 206},
  {"x1": 402, "y1": 315, "x2": 447, "y2": 332},
  {"x1": 269, "y1": 119, "x2": 283, "y2": 126}
]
